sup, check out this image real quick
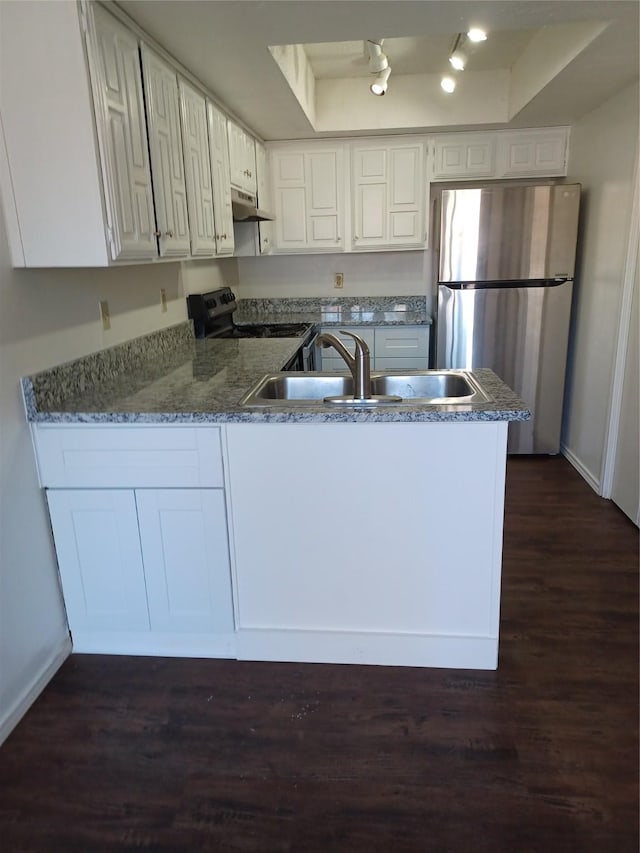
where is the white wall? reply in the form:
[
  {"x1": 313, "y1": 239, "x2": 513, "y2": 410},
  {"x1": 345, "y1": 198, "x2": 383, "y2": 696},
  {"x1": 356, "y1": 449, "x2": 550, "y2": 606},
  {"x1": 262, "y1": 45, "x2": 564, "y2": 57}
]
[
  {"x1": 562, "y1": 81, "x2": 639, "y2": 489},
  {"x1": 0, "y1": 192, "x2": 235, "y2": 743},
  {"x1": 237, "y1": 251, "x2": 432, "y2": 306}
]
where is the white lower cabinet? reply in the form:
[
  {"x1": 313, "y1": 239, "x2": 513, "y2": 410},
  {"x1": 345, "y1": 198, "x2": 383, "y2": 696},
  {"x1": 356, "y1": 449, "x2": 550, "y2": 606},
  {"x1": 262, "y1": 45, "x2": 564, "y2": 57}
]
[
  {"x1": 318, "y1": 325, "x2": 429, "y2": 370},
  {"x1": 34, "y1": 419, "x2": 509, "y2": 670},
  {"x1": 35, "y1": 425, "x2": 234, "y2": 657},
  {"x1": 47, "y1": 487, "x2": 234, "y2": 654}
]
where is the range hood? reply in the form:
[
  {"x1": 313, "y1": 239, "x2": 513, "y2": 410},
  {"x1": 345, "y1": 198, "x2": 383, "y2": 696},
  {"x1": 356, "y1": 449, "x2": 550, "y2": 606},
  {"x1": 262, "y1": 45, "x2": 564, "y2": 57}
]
[{"x1": 231, "y1": 188, "x2": 274, "y2": 222}]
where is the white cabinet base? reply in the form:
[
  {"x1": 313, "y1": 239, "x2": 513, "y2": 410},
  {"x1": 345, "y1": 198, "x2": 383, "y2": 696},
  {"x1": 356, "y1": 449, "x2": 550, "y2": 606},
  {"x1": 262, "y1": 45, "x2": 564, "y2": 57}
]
[
  {"x1": 236, "y1": 629, "x2": 497, "y2": 670},
  {"x1": 70, "y1": 630, "x2": 236, "y2": 658}
]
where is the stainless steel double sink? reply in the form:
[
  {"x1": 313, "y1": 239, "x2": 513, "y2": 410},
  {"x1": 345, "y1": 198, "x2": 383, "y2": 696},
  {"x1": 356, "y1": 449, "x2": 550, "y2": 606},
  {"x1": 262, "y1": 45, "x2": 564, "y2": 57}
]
[{"x1": 240, "y1": 370, "x2": 491, "y2": 407}]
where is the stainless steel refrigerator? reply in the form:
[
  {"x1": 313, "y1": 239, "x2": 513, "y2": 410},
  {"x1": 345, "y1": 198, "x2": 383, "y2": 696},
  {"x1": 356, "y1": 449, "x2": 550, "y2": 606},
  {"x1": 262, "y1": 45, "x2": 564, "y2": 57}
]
[{"x1": 436, "y1": 183, "x2": 581, "y2": 454}]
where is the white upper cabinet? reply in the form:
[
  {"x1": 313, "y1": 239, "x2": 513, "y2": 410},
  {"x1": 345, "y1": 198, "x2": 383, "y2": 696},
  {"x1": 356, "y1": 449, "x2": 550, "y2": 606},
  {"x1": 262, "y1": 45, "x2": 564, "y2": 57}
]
[
  {"x1": 140, "y1": 46, "x2": 190, "y2": 258},
  {"x1": 498, "y1": 128, "x2": 568, "y2": 177},
  {"x1": 88, "y1": 4, "x2": 158, "y2": 261},
  {"x1": 432, "y1": 133, "x2": 497, "y2": 181},
  {"x1": 227, "y1": 120, "x2": 257, "y2": 195},
  {"x1": 207, "y1": 101, "x2": 235, "y2": 256},
  {"x1": 351, "y1": 139, "x2": 426, "y2": 249},
  {"x1": 179, "y1": 80, "x2": 217, "y2": 256},
  {"x1": 270, "y1": 144, "x2": 345, "y2": 253},
  {"x1": 255, "y1": 142, "x2": 273, "y2": 254},
  {"x1": 431, "y1": 128, "x2": 569, "y2": 182}
]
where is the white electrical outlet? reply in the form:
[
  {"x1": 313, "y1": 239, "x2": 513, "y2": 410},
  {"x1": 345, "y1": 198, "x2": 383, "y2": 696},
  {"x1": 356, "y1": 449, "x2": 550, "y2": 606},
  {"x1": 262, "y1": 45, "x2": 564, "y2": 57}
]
[
  {"x1": 99, "y1": 300, "x2": 111, "y2": 331},
  {"x1": 334, "y1": 273, "x2": 344, "y2": 289}
]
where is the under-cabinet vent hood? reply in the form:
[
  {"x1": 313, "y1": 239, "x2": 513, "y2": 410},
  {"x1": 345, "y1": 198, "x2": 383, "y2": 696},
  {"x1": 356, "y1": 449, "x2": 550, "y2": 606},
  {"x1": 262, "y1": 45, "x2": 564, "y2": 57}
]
[{"x1": 231, "y1": 188, "x2": 274, "y2": 222}]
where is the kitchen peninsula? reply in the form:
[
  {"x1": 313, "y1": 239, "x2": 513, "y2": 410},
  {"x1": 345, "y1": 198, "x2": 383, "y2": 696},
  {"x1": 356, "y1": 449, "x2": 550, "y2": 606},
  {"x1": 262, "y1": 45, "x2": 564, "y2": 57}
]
[{"x1": 23, "y1": 315, "x2": 529, "y2": 671}]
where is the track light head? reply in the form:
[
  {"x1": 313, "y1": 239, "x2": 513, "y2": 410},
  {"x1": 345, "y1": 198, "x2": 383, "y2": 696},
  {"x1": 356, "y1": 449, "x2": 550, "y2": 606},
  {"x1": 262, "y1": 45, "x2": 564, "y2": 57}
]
[
  {"x1": 467, "y1": 28, "x2": 487, "y2": 42},
  {"x1": 449, "y1": 49, "x2": 467, "y2": 71},
  {"x1": 441, "y1": 75, "x2": 456, "y2": 93},
  {"x1": 370, "y1": 65, "x2": 391, "y2": 95}
]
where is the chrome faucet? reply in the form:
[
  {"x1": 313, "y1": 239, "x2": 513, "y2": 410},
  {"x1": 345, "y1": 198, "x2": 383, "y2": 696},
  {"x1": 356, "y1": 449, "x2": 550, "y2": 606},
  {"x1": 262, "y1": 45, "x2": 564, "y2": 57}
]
[{"x1": 316, "y1": 330, "x2": 372, "y2": 400}]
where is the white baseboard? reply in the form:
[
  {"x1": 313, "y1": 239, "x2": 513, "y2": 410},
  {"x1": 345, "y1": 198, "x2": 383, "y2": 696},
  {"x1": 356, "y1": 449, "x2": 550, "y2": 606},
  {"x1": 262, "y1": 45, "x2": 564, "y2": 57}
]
[
  {"x1": 561, "y1": 443, "x2": 602, "y2": 495},
  {"x1": 71, "y1": 630, "x2": 236, "y2": 658},
  {"x1": 0, "y1": 633, "x2": 71, "y2": 746},
  {"x1": 236, "y1": 628, "x2": 499, "y2": 670}
]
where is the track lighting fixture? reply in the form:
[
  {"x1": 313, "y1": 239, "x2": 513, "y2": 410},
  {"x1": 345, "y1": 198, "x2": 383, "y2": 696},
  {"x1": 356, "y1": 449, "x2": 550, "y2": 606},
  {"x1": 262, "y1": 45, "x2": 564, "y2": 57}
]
[
  {"x1": 366, "y1": 40, "x2": 388, "y2": 73},
  {"x1": 367, "y1": 39, "x2": 391, "y2": 95},
  {"x1": 370, "y1": 66, "x2": 391, "y2": 96},
  {"x1": 441, "y1": 28, "x2": 488, "y2": 94}
]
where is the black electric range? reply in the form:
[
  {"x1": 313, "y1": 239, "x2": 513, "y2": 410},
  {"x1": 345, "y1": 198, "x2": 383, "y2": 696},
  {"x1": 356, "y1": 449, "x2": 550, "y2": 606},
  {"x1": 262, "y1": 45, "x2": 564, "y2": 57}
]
[{"x1": 187, "y1": 288, "x2": 312, "y2": 340}]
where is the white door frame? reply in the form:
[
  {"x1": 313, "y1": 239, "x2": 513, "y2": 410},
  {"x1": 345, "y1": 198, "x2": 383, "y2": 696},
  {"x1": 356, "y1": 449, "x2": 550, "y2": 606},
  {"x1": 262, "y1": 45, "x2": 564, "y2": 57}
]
[{"x1": 601, "y1": 152, "x2": 639, "y2": 498}]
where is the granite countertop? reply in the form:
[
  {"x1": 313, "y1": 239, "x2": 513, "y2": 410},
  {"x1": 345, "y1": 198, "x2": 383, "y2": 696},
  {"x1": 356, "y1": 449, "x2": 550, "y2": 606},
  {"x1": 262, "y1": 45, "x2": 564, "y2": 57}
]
[
  {"x1": 23, "y1": 321, "x2": 530, "y2": 425},
  {"x1": 232, "y1": 295, "x2": 431, "y2": 328}
]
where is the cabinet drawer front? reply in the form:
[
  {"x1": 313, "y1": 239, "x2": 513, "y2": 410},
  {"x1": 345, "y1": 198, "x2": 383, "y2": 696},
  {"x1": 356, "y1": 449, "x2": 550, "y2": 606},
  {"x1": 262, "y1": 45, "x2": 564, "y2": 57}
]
[
  {"x1": 375, "y1": 326, "x2": 429, "y2": 357},
  {"x1": 319, "y1": 327, "x2": 375, "y2": 349},
  {"x1": 318, "y1": 356, "x2": 352, "y2": 372},
  {"x1": 374, "y1": 356, "x2": 429, "y2": 370},
  {"x1": 318, "y1": 326, "x2": 375, "y2": 370},
  {"x1": 34, "y1": 426, "x2": 223, "y2": 488}
]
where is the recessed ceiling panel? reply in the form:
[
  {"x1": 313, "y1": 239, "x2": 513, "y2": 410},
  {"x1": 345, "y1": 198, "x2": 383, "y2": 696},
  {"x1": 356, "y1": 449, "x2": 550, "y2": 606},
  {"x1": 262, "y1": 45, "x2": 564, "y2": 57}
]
[{"x1": 303, "y1": 31, "x2": 538, "y2": 78}]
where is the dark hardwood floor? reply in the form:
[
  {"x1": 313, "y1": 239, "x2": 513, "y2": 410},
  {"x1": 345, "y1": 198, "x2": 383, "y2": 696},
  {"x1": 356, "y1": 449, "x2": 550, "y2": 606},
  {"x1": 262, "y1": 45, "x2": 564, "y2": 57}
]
[{"x1": 1, "y1": 457, "x2": 638, "y2": 852}]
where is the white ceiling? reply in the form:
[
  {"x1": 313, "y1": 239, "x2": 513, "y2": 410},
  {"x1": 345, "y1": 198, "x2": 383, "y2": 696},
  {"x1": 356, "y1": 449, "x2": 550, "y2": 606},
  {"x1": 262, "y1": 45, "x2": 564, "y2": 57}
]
[{"x1": 116, "y1": 0, "x2": 639, "y2": 140}]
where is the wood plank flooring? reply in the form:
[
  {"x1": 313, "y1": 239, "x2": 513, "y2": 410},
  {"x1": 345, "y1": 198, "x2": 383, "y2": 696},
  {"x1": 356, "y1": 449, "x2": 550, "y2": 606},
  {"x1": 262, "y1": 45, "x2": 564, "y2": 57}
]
[{"x1": 1, "y1": 457, "x2": 638, "y2": 852}]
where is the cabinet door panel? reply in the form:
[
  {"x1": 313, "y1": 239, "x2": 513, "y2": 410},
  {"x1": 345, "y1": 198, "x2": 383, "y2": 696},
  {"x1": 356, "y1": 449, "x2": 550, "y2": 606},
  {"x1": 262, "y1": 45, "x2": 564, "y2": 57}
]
[
  {"x1": 227, "y1": 120, "x2": 256, "y2": 194},
  {"x1": 270, "y1": 146, "x2": 344, "y2": 252},
  {"x1": 357, "y1": 148, "x2": 386, "y2": 180},
  {"x1": 137, "y1": 489, "x2": 233, "y2": 633},
  {"x1": 141, "y1": 47, "x2": 190, "y2": 258},
  {"x1": 179, "y1": 80, "x2": 216, "y2": 256},
  {"x1": 433, "y1": 137, "x2": 496, "y2": 180},
  {"x1": 356, "y1": 183, "x2": 386, "y2": 243},
  {"x1": 390, "y1": 211, "x2": 419, "y2": 239},
  {"x1": 276, "y1": 187, "x2": 307, "y2": 246},
  {"x1": 207, "y1": 102, "x2": 235, "y2": 255},
  {"x1": 47, "y1": 490, "x2": 149, "y2": 633},
  {"x1": 500, "y1": 131, "x2": 567, "y2": 177},
  {"x1": 90, "y1": 5, "x2": 157, "y2": 261},
  {"x1": 308, "y1": 152, "x2": 338, "y2": 210},
  {"x1": 390, "y1": 147, "x2": 420, "y2": 206},
  {"x1": 310, "y1": 216, "x2": 338, "y2": 242},
  {"x1": 352, "y1": 141, "x2": 425, "y2": 249},
  {"x1": 277, "y1": 153, "x2": 305, "y2": 183},
  {"x1": 307, "y1": 150, "x2": 344, "y2": 249}
]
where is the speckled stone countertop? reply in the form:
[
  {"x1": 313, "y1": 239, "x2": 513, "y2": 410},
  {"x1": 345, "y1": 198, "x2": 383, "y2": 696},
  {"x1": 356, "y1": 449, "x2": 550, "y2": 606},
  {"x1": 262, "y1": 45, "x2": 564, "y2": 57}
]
[
  {"x1": 23, "y1": 321, "x2": 530, "y2": 425},
  {"x1": 234, "y1": 295, "x2": 430, "y2": 328}
]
